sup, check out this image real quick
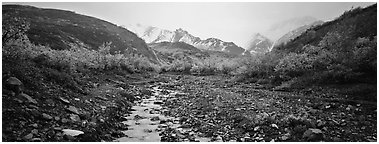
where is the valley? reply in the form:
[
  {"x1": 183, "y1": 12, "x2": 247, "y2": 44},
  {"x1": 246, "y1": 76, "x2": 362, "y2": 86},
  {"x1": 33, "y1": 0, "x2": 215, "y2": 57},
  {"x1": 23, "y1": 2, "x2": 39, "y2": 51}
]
[{"x1": 2, "y1": 3, "x2": 377, "y2": 142}]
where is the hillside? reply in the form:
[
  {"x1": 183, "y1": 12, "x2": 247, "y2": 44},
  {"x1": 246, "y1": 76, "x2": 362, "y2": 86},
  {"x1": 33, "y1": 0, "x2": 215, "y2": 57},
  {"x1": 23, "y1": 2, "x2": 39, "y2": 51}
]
[
  {"x1": 275, "y1": 20, "x2": 323, "y2": 46},
  {"x1": 264, "y1": 16, "x2": 319, "y2": 41},
  {"x1": 274, "y1": 4, "x2": 377, "y2": 53},
  {"x1": 2, "y1": 5, "x2": 158, "y2": 62}
]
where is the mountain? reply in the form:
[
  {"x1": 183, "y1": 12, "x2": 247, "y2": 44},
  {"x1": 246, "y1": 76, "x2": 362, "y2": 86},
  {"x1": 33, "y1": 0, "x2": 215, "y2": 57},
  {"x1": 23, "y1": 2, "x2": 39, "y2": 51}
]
[
  {"x1": 126, "y1": 24, "x2": 245, "y2": 55},
  {"x1": 149, "y1": 41, "x2": 202, "y2": 54},
  {"x1": 245, "y1": 33, "x2": 274, "y2": 54},
  {"x1": 275, "y1": 20, "x2": 324, "y2": 46},
  {"x1": 264, "y1": 16, "x2": 319, "y2": 41},
  {"x1": 245, "y1": 16, "x2": 321, "y2": 54},
  {"x1": 3, "y1": 5, "x2": 159, "y2": 63}
]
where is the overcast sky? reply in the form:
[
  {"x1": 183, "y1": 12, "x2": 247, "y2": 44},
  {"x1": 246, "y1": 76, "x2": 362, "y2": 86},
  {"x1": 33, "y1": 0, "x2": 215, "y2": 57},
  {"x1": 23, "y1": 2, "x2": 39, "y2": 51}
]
[{"x1": 3, "y1": 2, "x2": 375, "y2": 47}]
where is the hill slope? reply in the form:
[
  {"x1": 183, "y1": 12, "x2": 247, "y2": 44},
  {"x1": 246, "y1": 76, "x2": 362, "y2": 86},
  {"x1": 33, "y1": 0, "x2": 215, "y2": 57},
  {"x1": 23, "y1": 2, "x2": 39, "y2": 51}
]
[
  {"x1": 3, "y1": 5, "x2": 158, "y2": 62},
  {"x1": 275, "y1": 20, "x2": 323, "y2": 46},
  {"x1": 274, "y1": 4, "x2": 377, "y2": 53}
]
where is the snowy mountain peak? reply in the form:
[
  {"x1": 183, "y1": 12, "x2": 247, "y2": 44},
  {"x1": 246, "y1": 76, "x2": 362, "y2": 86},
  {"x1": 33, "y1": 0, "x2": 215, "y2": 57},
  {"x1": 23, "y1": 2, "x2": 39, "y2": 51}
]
[
  {"x1": 251, "y1": 33, "x2": 267, "y2": 41},
  {"x1": 175, "y1": 28, "x2": 189, "y2": 34},
  {"x1": 246, "y1": 33, "x2": 273, "y2": 54},
  {"x1": 125, "y1": 23, "x2": 245, "y2": 55}
]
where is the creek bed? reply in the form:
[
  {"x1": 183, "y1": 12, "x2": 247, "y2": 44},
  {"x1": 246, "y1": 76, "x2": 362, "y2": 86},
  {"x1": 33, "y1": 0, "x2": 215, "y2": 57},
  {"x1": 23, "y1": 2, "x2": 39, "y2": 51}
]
[{"x1": 115, "y1": 83, "x2": 211, "y2": 142}]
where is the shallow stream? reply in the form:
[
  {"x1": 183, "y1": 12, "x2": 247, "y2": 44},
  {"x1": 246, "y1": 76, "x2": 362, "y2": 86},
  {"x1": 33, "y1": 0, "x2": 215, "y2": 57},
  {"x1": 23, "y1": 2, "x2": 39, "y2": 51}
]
[{"x1": 115, "y1": 83, "x2": 211, "y2": 142}]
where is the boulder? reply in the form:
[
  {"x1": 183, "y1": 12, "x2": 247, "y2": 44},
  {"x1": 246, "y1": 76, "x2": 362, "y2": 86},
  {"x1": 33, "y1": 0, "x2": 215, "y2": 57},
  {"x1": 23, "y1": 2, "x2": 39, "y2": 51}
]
[{"x1": 5, "y1": 77, "x2": 23, "y2": 94}]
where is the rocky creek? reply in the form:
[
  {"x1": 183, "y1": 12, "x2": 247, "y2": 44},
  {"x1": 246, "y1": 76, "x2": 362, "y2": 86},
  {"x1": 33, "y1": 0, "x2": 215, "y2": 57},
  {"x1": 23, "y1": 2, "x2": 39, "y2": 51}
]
[{"x1": 115, "y1": 82, "x2": 212, "y2": 142}]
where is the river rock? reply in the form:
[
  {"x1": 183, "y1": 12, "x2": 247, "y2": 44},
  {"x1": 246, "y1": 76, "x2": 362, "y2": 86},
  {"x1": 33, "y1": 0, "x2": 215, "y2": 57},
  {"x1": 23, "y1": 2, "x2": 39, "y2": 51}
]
[
  {"x1": 31, "y1": 129, "x2": 38, "y2": 134},
  {"x1": 31, "y1": 138, "x2": 42, "y2": 142},
  {"x1": 14, "y1": 98, "x2": 23, "y2": 104},
  {"x1": 30, "y1": 137, "x2": 42, "y2": 142},
  {"x1": 303, "y1": 128, "x2": 324, "y2": 141},
  {"x1": 42, "y1": 113, "x2": 53, "y2": 120},
  {"x1": 20, "y1": 93, "x2": 37, "y2": 104},
  {"x1": 61, "y1": 118, "x2": 69, "y2": 123},
  {"x1": 62, "y1": 129, "x2": 84, "y2": 137},
  {"x1": 66, "y1": 106, "x2": 80, "y2": 114},
  {"x1": 45, "y1": 99, "x2": 55, "y2": 107},
  {"x1": 23, "y1": 133, "x2": 33, "y2": 140},
  {"x1": 30, "y1": 123, "x2": 38, "y2": 128},
  {"x1": 59, "y1": 97, "x2": 70, "y2": 104},
  {"x1": 70, "y1": 114, "x2": 81, "y2": 122}
]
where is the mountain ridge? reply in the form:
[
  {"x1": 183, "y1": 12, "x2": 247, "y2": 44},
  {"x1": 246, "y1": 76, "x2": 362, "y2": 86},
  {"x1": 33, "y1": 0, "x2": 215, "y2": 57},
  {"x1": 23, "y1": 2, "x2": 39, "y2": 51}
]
[{"x1": 126, "y1": 24, "x2": 245, "y2": 55}]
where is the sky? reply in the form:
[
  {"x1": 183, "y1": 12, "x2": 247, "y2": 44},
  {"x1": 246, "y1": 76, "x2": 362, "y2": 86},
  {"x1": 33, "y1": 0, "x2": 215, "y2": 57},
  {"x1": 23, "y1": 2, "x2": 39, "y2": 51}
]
[{"x1": 2, "y1": 1, "x2": 376, "y2": 47}]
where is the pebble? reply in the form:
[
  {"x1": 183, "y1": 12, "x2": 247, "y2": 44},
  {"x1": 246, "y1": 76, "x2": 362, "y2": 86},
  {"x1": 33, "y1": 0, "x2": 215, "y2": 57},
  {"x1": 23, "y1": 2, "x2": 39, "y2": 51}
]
[
  {"x1": 30, "y1": 123, "x2": 38, "y2": 128},
  {"x1": 59, "y1": 97, "x2": 70, "y2": 104},
  {"x1": 20, "y1": 93, "x2": 38, "y2": 104},
  {"x1": 31, "y1": 129, "x2": 38, "y2": 134},
  {"x1": 42, "y1": 113, "x2": 53, "y2": 120},
  {"x1": 61, "y1": 118, "x2": 69, "y2": 123},
  {"x1": 62, "y1": 129, "x2": 84, "y2": 137},
  {"x1": 254, "y1": 126, "x2": 260, "y2": 131},
  {"x1": 23, "y1": 133, "x2": 33, "y2": 140},
  {"x1": 14, "y1": 98, "x2": 23, "y2": 104},
  {"x1": 270, "y1": 124, "x2": 279, "y2": 129},
  {"x1": 28, "y1": 104, "x2": 39, "y2": 109},
  {"x1": 70, "y1": 114, "x2": 81, "y2": 122},
  {"x1": 45, "y1": 99, "x2": 55, "y2": 106},
  {"x1": 66, "y1": 106, "x2": 80, "y2": 114},
  {"x1": 31, "y1": 138, "x2": 42, "y2": 142}
]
